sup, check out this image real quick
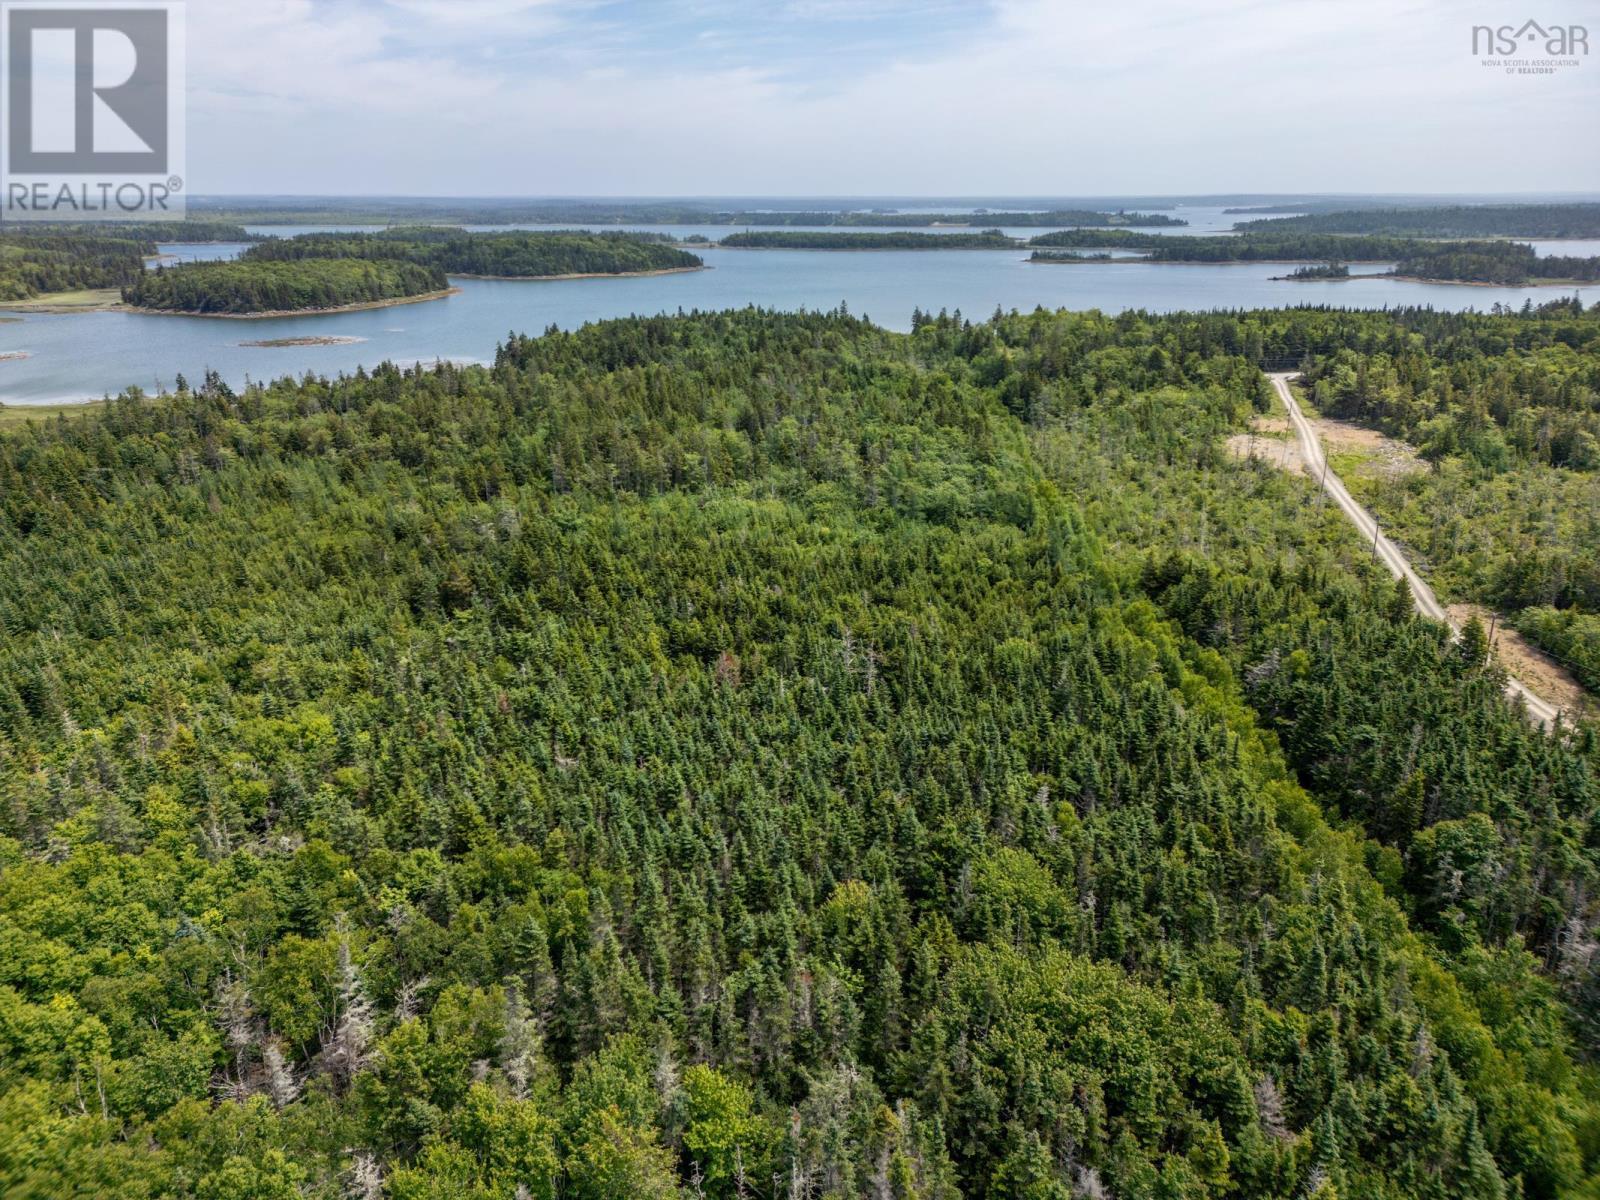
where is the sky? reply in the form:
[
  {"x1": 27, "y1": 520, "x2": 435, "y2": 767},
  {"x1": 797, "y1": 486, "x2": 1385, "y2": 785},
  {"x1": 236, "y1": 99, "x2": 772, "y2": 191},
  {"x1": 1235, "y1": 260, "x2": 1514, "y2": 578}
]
[{"x1": 186, "y1": 0, "x2": 1600, "y2": 196}]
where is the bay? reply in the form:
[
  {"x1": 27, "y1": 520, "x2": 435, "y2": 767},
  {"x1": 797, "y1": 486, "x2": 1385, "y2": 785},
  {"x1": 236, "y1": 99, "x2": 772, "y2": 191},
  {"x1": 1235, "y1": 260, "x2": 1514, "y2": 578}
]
[{"x1": 0, "y1": 208, "x2": 1592, "y2": 405}]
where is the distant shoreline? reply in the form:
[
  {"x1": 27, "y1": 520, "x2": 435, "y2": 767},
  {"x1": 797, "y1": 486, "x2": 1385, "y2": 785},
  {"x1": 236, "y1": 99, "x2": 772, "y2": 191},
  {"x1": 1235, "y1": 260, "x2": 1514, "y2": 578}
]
[
  {"x1": 716, "y1": 244, "x2": 1022, "y2": 252},
  {"x1": 1026, "y1": 257, "x2": 1590, "y2": 287},
  {"x1": 447, "y1": 265, "x2": 706, "y2": 280},
  {"x1": 1029, "y1": 256, "x2": 1396, "y2": 266},
  {"x1": 1386, "y1": 274, "x2": 1593, "y2": 288}
]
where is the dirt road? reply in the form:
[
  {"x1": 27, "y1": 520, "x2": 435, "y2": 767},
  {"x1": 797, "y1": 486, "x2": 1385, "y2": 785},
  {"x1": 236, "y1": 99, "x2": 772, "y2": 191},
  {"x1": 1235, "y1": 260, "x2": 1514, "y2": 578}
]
[{"x1": 1267, "y1": 373, "x2": 1561, "y2": 728}]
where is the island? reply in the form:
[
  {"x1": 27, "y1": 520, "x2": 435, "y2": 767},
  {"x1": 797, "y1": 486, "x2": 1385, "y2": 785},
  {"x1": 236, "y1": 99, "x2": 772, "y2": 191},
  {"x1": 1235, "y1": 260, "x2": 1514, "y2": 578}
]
[
  {"x1": 243, "y1": 229, "x2": 705, "y2": 279},
  {"x1": 122, "y1": 258, "x2": 456, "y2": 316},
  {"x1": 239, "y1": 335, "x2": 367, "y2": 347},
  {"x1": 108, "y1": 230, "x2": 707, "y2": 315},
  {"x1": 1273, "y1": 263, "x2": 1351, "y2": 280},
  {"x1": 1027, "y1": 250, "x2": 1118, "y2": 263}
]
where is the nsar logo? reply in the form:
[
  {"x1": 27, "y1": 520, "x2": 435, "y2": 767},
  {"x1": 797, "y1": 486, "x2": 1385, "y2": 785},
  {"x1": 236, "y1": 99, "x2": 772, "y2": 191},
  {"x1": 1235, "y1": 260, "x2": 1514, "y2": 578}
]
[{"x1": 1471, "y1": 19, "x2": 1588, "y2": 75}]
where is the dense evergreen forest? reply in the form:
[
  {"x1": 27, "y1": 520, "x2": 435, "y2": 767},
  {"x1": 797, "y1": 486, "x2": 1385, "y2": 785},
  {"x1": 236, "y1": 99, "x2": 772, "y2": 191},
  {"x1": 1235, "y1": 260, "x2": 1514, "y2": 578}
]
[
  {"x1": 119, "y1": 232, "x2": 701, "y2": 314},
  {"x1": 1236, "y1": 205, "x2": 1600, "y2": 238},
  {"x1": 1028, "y1": 252, "x2": 1118, "y2": 264},
  {"x1": 1, "y1": 304, "x2": 1598, "y2": 1199},
  {"x1": 1279, "y1": 264, "x2": 1350, "y2": 280},
  {"x1": 53, "y1": 222, "x2": 260, "y2": 244},
  {"x1": 244, "y1": 231, "x2": 704, "y2": 277},
  {"x1": 719, "y1": 231, "x2": 1016, "y2": 249},
  {"x1": 122, "y1": 259, "x2": 449, "y2": 314},
  {"x1": 0, "y1": 225, "x2": 259, "y2": 303},
  {"x1": 1390, "y1": 241, "x2": 1600, "y2": 285},
  {"x1": 0, "y1": 231, "x2": 152, "y2": 301},
  {"x1": 717, "y1": 211, "x2": 1186, "y2": 228}
]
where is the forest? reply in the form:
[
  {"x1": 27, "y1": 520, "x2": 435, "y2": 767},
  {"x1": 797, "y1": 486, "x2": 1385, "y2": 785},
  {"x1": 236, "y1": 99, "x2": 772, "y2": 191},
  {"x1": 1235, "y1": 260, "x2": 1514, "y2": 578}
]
[
  {"x1": 717, "y1": 211, "x2": 1186, "y2": 228},
  {"x1": 1028, "y1": 251, "x2": 1118, "y2": 263},
  {"x1": 0, "y1": 303, "x2": 1597, "y2": 1199},
  {"x1": 119, "y1": 231, "x2": 703, "y2": 314},
  {"x1": 122, "y1": 259, "x2": 450, "y2": 314},
  {"x1": 0, "y1": 231, "x2": 152, "y2": 301},
  {"x1": 243, "y1": 231, "x2": 704, "y2": 277},
  {"x1": 1292, "y1": 297, "x2": 1600, "y2": 700},
  {"x1": 43, "y1": 222, "x2": 260, "y2": 244},
  {"x1": 1389, "y1": 241, "x2": 1600, "y2": 285},
  {"x1": 0, "y1": 225, "x2": 260, "y2": 304},
  {"x1": 1235, "y1": 205, "x2": 1600, "y2": 238},
  {"x1": 1027, "y1": 232, "x2": 1600, "y2": 283},
  {"x1": 719, "y1": 231, "x2": 1016, "y2": 249},
  {"x1": 1279, "y1": 264, "x2": 1350, "y2": 280},
  {"x1": 1515, "y1": 608, "x2": 1600, "y2": 693}
]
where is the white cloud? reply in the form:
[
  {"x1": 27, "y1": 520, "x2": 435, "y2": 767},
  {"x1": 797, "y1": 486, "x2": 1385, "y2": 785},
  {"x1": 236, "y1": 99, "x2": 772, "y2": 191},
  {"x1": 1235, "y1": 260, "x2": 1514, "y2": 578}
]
[{"x1": 184, "y1": 0, "x2": 1600, "y2": 195}]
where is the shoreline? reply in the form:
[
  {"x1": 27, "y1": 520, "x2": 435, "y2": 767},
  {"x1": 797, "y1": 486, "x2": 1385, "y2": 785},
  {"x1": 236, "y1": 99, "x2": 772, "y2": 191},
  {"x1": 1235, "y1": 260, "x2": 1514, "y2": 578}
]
[
  {"x1": 1386, "y1": 274, "x2": 1593, "y2": 288},
  {"x1": 447, "y1": 265, "x2": 706, "y2": 280},
  {"x1": 0, "y1": 288, "x2": 128, "y2": 314},
  {"x1": 127, "y1": 287, "x2": 462, "y2": 319},
  {"x1": 1029, "y1": 258, "x2": 1591, "y2": 286}
]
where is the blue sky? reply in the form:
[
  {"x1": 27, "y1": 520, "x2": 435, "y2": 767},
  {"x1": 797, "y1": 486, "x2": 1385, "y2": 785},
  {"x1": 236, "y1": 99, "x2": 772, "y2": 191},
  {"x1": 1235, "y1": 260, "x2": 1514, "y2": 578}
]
[{"x1": 187, "y1": 0, "x2": 1600, "y2": 196}]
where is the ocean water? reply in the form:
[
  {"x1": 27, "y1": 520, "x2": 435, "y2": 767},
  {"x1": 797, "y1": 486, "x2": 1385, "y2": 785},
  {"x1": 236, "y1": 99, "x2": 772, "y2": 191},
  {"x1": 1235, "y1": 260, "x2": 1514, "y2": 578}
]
[{"x1": 1, "y1": 209, "x2": 1591, "y2": 405}]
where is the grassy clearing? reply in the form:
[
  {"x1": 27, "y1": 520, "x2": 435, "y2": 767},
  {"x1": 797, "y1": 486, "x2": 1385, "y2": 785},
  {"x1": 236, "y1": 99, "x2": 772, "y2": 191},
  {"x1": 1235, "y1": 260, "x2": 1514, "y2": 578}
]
[
  {"x1": 0, "y1": 288, "x2": 125, "y2": 313},
  {"x1": 0, "y1": 399, "x2": 106, "y2": 427}
]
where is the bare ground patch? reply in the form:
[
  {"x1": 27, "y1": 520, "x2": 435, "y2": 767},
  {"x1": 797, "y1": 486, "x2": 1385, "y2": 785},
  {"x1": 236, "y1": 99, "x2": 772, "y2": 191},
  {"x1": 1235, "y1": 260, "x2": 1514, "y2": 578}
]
[
  {"x1": 1319, "y1": 419, "x2": 1424, "y2": 481},
  {"x1": 1449, "y1": 603, "x2": 1596, "y2": 721},
  {"x1": 1227, "y1": 416, "x2": 1422, "y2": 482},
  {"x1": 1226, "y1": 418, "x2": 1307, "y2": 475}
]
